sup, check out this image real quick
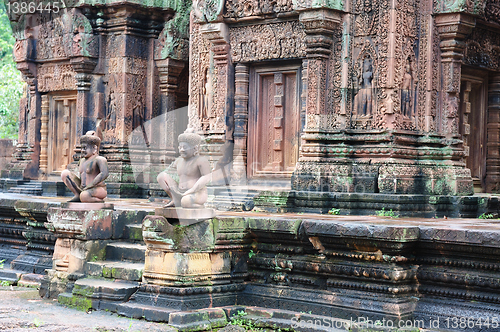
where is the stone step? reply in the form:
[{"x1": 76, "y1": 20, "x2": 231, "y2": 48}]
[
  {"x1": 59, "y1": 278, "x2": 140, "y2": 312},
  {"x1": 116, "y1": 302, "x2": 179, "y2": 322},
  {"x1": 206, "y1": 199, "x2": 255, "y2": 211},
  {"x1": 7, "y1": 181, "x2": 43, "y2": 196},
  {"x1": 106, "y1": 242, "x2": 146, "y2": 262},
  {"x1": 86, "y1": 261, "x2": 144, "y2": 281},
  {"x1": 124, "y1": 224, "x2": 143, "y2": 242},
  {"x1": 0, "y1": 268, "x2": 23, "y2": 285}
]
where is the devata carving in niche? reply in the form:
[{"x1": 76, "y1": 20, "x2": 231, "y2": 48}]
[
  {"x1": 354, "y1": 56, "x2": 374, "y2": 117},
  {"x1": 106, "y1": 91, "x2": 117, "y2": 132},
  {"x1": 200, "y1": 67, "x2": 209, "y2": 121},
  {"x1": 401, "y1": 59, "x2": 414, "y2": 118}
]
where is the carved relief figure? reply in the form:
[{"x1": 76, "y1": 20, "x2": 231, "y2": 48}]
[
  {"x1": 106, "y1": 91, "x2": 117, "y2": 132},
  {"x1": 401, "y1": 59, "x2": 414, "y2": 117},
  {"x1": 354, "y1": 57, "x2": 374, "y2": 117},
  {"x1": 61, "y1": 131, "x2": 109, "y2": 203},
  {"x1": 200, "y1": 67, "x2": 209, "y2": 121},
  {"x1": 157, "y1": 128, "x2": 211, "y2": 208}
]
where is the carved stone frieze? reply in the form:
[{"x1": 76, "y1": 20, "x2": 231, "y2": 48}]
[
  {"x1": 486, "y1": 0, "x2": 500, "y2": 24},
  {"x1": 38, "y1": 64, "x2": 77, "y2": 92},
  {"x1": 464, "y1": 27, "x2": 500, "y2": 71},
  {"x1": 229, "y1": 22, "x2": 307, "y2": 63},
  {"x1": 224, "y1": 0, "x2": 294, "y2": 18}
]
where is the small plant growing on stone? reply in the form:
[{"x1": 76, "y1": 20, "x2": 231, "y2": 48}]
[
  {"x1": 328, "y1": 208, "x2": 340, "y2": 215},
  {"x1": 375, "y1": 208, "x2": 399, "y2": 218},
  {"x1": 0, "y1": 259, "x2": 4, "y2": 269},
  {"x1": 0, "y1": 280, "x2": 9, "y2": 287},
  {"x1": 230, "y1": 310, "x2": 263, "y2": 331},
  {"x1": 248, "y1": 250, "x2": 256, "y2": 259},
  {"x1": 479, "y1": 213, "x2": 495, "y2": 219}
]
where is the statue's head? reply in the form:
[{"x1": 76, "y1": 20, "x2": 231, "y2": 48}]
[
  {"x1": 178, "y1": 128, "x2": 202, "y2": 158},
  {"x1": 80, "y1": 131, "x2": 101, "y2": 158}
]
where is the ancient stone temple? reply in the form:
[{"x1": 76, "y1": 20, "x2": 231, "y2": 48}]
[
  {"x1": 2, "y1": 0, "x2": 190, "y2": 197},
  {"x1": 2, "y1": 0, "x2": 500, "y2": 208}
]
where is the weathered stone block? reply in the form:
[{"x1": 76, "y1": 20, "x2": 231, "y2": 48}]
[
  {"x1": 47, "y1": 207, "x2": 114, "y2": 240},
  {"x1": 143, "y1": 251, "x2": 231, "y2": 286},
  {"x1": 142, "y1": 215, "x2": 216, "y2": 251}
]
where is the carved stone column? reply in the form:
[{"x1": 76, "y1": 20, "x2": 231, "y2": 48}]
[
  {"x1": 200, "y1": 23, "x2": 234, "y2": 166},
  {"x1": 486, "y1": 74, "x2": 500, "y2": 193},
  {"x1": 12, "y1": 38, "x2": 40, "y2": 179},
  {"x1": 156, "y1": 58, "x2": 186, "y2": 164},
  {"x1": 39, "y1": 95, "x2": 49, "y2": 177},
  {"x1": 232, "y1": 64, "x2": 249, "y2": 183},
  {"x1": 299, "y1": 9, "x2": 341, "y2": 133},
  {"x1": 435, "y1": 13, "x2": 475, "y2": 135}
]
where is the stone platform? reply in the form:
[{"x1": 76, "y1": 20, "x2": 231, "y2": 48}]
[{"x1": 1, "y1": 193, "x2": 500, "y2": 331}]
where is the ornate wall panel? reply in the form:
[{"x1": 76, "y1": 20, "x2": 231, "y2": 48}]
[
  {"x1": 38, "y1": 64, "x2": 78, "y2": 92},
  {"x1": 464, "y1": 27, "x2": 500, "y2": 72},
  {"x1": 229, "y1": 22, "x2": 307, "y2": 63},
  {"x1": 189, "y1": 22, "x2": 212, "y2": 132}
]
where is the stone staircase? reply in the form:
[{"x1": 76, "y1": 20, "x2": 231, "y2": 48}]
[
  {"x1": 206, "y1": 186, "x2": 259, "y2": 211},
  {"x1": 58, "y1": 223, "x2": 146, "y2": 312},
  {"x1": 7, "y1": 180, "x2": 43, "y2": 195}
]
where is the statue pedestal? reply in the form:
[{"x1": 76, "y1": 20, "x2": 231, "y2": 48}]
[
  {"x1": 154, "y1": 207, "x2": 216, "y2": 226},
  {"x1": 40, "y1": 205, "x2": 114, "y2": 298},
  {"x1": 133, "y1": 212, "x2": 248, "y2": 310}
]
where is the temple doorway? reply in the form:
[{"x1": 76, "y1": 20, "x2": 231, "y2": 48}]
[
  {"x1": 247, "y1": 64, "x2": 301, "y2": 180},
  {"x1": 460, "y1": 69, "x2": 488, "y2": 192},
  {"x1": 47, "y1": 93, "x2": 78, "y2": 174}
]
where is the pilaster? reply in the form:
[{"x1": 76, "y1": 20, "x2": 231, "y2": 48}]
[
  {"x1": 299, "y1": 9, "x2": 342, "y2": 134},
  {"x1": 435, "y1": 13, "x2": 475, "y2": 135},
  {"x1": 200, "y1": 23, "x2": 234, "y2": 167},
  {"x1": 232, "y1": 64, "x2": 249, "y2": 184},
  {"x1": 486, "y1": 74, "x2": 500, "y2": 193}
]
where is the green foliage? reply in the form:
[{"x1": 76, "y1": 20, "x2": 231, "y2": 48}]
[
  {"x1": 328, "y1": 208, "x2": 340, "y2": 215},
  {"x1": 0, "y1": 259, "x2": 4, "y2": 269},
  {"x1": 248, "y1": 250, "x2": 255, "y2": 259},
  {"x1": 0, "y1": 280, "x2": 10, "y2": 286},
  {"x1": 479, "y1": 213, "x2": 496, "y2": 220},
  {"x1": 0, "y1": 2, "x2": 15, "y2": 66},
  {"x1": 230, "y1": 311, "x2": 263, "y2": 331},
  {"x1": 375, "y1": 208, "x2": 399, "y2": 218},
  {"x1": 0, "y1": 2, "x2": 23, "y2": 139},
  {"x1": 33, "y1": 317, "x2": 44, "y2": 327}
]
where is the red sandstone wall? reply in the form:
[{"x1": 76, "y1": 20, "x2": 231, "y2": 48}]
[{"x1": 0, "y1": 139, "x2": 15, "y2": 171}]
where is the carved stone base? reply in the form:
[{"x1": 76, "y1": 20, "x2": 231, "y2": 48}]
[
  {"x1": 122, "y1": 283, "x2": 244, "y2": 311},
  {"x1": 47, "y1": 207, "x2": 114, "y2": 240},
  {"x1": 144, "y1": 251, "x2": 231, "y2": 286},
  {"x1": 292, "y1": 161, "x2": 473, "y2": 196},
  {"x1": 154, "y1": 207, "x2": 216, "y2": 225},
  {"x1": 52, "y1": 238, "x2": 109, "y2": 274}
]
